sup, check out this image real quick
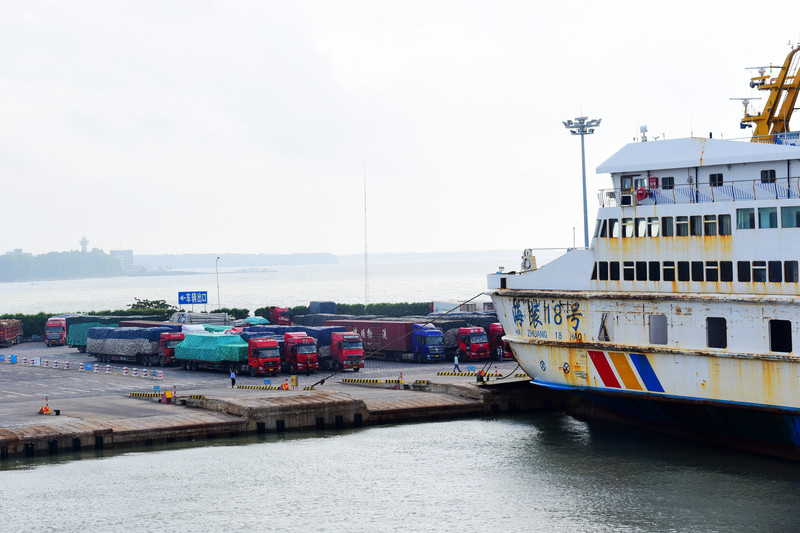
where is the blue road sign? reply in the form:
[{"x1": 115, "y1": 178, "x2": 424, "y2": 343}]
[{"x1": 178, "y1": 291, "x2": 208, "y2": 305}]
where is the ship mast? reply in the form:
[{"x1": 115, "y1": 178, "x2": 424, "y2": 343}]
[{"x1": 741, "y1": 45, "x2": 800, "y2": 142}]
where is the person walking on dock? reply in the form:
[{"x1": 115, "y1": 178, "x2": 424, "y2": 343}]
[
  {"x1": 230, "y1": 369, "x2": 236, "y2": 388},
  {"x1": 453, "y1": 355, "x2": 460, "y2": 373}
]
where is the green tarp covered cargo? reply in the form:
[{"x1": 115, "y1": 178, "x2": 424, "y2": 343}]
[{"x1": 175, "y1": 333, "x2": 246, "y2": 362}]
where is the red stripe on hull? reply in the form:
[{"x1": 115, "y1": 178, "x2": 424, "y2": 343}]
[{"x1": 588, "y1": 350, "x2": 621, "y2": 388}]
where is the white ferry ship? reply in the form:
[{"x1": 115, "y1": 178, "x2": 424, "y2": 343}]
[{"x1": 488, "y1": 45, "x2": 800, "y2": 459}]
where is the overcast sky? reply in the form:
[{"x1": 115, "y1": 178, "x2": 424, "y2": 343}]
[{"x1": 3, "y1": 1, "x2": 800, "y2": 256}]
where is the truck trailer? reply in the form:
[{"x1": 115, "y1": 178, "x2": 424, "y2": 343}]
[
  {"x1": 301, "y1": 326, "x2": 364, "y2": 371},
  {"x1": 175, "y1": 333, "x2": 281, "y2": 376},
  {"x1": 87, "y1": 327, "x2": 185, "y2": 366},
  {"x1": 323, "y1": 320, "x2": 445, "y2": 363},
  {"x1": 0, "y1": 319, "x2": 23, "y2": 347}
]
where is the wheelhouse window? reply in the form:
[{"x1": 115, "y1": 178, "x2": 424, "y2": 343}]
[
  {"x1": 707, "y1": 317, "x2": 727, "y2": 349},
  {"x1": 636, "y1": 261, "x2": 647, "y2": 281},
  {"x1": 690, "y1": 215, "x2": 703, "y2": 236},
  {"x1": 622, "y1": 218, "x2": 634, "y2": 238},
  {"x1": 769, "y1": 261, "x2": 782, "y2": 282},
  {"x1": 598, "y1": 261, "x2": 609, "y2": 280},
  {"x1": 649, "y1": 261, "x2": 660, "y2": 281},
  {"x1": 647, "y1": 217, "x2": 660, "y2": 237},
  {"x1": 661, "y1": 217, "x2": 674, "y2": 237},
  {"x1": 594, "y1": 219, "x2": 603, "y2": 238},
  {"x1": 761, "y1": 169, "x2": 777, "y2": 183},
  {"x1": 759, "y1": 207, "x2": 778, "y2": 229},
  {"x1": 737, "y1": 208, "x2": 755, "y2": 229},
  {"x1": 662, "y1": 177, "x2": 674, "y2": 190},
  {"x1": 609, "y1": 261, "x2": 620, "y2": 281},
  {"x1": 781, "y1": 206, "x2": 800, "y2": 228},
  {"x1": 719, "y1": 214, "x2": 732, "y2": 235},
  {"x1": 737, "y1": 261, "x2": 751, "y2": 282},
  {"x1": 705, "y1": 261, "x2": 719, "y2": 282},
  {"x1": 608, "y1": 218, "x2": 620, "y2": 238},
  {"x1": 709, "y1": 173, "x2": 724, "y2": 187},
  {"x1": 598, "y1": 219, "x2": 608, "y2": 238},
  {"x1": 649, "y1": 314, "x2": 668, "y2": 345},
  {"x1": 676, "y1": 216, "x2": 689, "y2": 236},
  {"x1": 770, "y1": 319, "x2": 792, "y2": 353},
  {"x1": 635, "y1": 217, "x2": 647, "y2": 238},
  {"x1": 786, "y1": 261, "x2": 799, "y2": 282},
  {"x1": 691, "y1": 261, "x2": 704, "y2": 281},
  {"x1": 623, "y1": 261, "x2": 635, "y2": 281},
  {"x1": 753, "y1": 261, "x2": 767, "y2": 282},
  {"x1": 663, "y1": 261, "x2": 675, "y2": 281},
  {"x1": 677, "y1": 261, "x2": 690, "y2": 281},
  {"x1": 720, "y1": 261, "x2": 733, "y2": 282},
  {"x1": 704, "y1": 215, "x2": 717, "y2": 236}
]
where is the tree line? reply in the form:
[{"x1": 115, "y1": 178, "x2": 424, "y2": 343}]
[{"x1": 0, "y1": 249, "x2": 123, "y2": 282}]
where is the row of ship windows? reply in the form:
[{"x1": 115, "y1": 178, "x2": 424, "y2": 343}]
[
  {"x1": 621, "y1": 170, "x2": 779, "y2": 190},
  {"x1": 590, "y1": 260, "x2": 800, "y2": 283},
  {"x1": 595, "y1": 207, "x2": 800, "y2": 238},
  {"x1": 645, "y1": 315, "x2": 792, "y2": 353}
]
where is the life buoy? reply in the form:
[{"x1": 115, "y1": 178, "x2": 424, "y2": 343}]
[{"x1": 636, "y1": 187, "x2": 648, "y2": 201}]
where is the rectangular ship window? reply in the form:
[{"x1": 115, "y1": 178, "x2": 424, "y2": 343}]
[
  {"x1": 753, "y1": 261, "x2": 767, "y2": 282},
  {"x1": 609, "y1": 262, "x2": 620, "y2": 281},
  {"x1": 647, "y1": 217, "x2": 660, "y2": 237},
  {"x1": 649, "y1": 261, "x2": 660, "y2": 281},
  {"x1": 661, "y1": 217, "x2": 674, "y2": 237},
  {"x1": 719, "y1": 214, "x2": 732, "y2": 235},
  {"x1": 704, "y1": 215, "x2": 717, "y2": 236},
  {"x1": 761, "y1": 169, "x2": 777, "y2": 183},
  {"x1": 635, "y1": 218, "x2": 647, "y2": 237},
  {"x1": 622, "y1": 218, "x2": 634, "y2": 238},
  {"x1": 720, "y1": 261, "x2": 733, "y2": 282},
  {"x1": 737, "y1": 261, "x2": 751, "y2": 282},
  {"x1": 690, "y1": 215, "x2": 703, "y2": 236},
  {"x1": 737, "y1": 208, "x2": 755, "y2": 229},
  {"x1": 781, "y1": 206, "x2": 800, "y2": 228},
  {"x1": 770, "y1": 320, "x2": 792, "y2": 353},
  {"x1": 593, "y1": 219, "x2": 603, "y2": 238},
  {"x1": 636, "y1": 261, "x2": 647, "y2": 281},
  {"x1": 623, "y1": 261, "x2": 635, "y2": 281},
  {"x1": 663, "y1": 261, "x2": 675, "y2": 281},
  {"x1": 786, "y1": 261, "x2": 799, "y2": 282},
  {"x1": 599, "y1": 219, "x2": 608, "y2": 237},
  {"x1": 649, "y1": 315, "x2": 668, "y2": 345},
  {"x1": 608, "y1": 219, "x2": 620, "y2": 238},
  {"x1": 709, "y1": 173, "x2": 724, "y2": 187},
  {"x1": 707, "y1": 317, "x2": 727, "y2": 349},
  {"x1": 769, "y1": 261, "x2": 782, "y2": 282},
  {"x1": 591, "y1": 263, "x2": 597, "y2": 280},
  {"x1": 759, "y1": 207, "x2": 778, "y2": 229},
  {"x1": 662, "y1": 177, "x2": 674, "y2": 189},
  {"x1": 676, "y1": 216, "x2": 689, "y2": 236},
  {"x1": 691, "y1": 261, "x2": 704, "y2": 281},
  {"x1": 598, "y1": 261, "x2": 609, "y2": 280},
  {"x1": 705, "y1": 261, "x2": 719, "y2": 282},
  {"x1": 678, "y1": 261, "x2": 690, "y2": 281}
]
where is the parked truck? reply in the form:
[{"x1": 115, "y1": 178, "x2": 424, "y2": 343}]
[
  {"x1": 303, "y1": 326, "x2": 364, "y2": 371},
  {"x1": 87, "y1": 327, "x2": 185, "y2": 366},
  {"x1": 488, "y1": 323, "x2": 514, "y2": 361},
  {"x1": 281, "y1": 331, "x2": 319, "y2": 374},
  {"x1": 323, "y1": 320, "x2": 445, "y2": 363},
  {"x1": 44, "y1": 316, "x2": 69, "y2": 346},
  {"x1": 0, "y1": 319, "x2": 23, "y2": 347},
  {"x1": 169, "y1": 311, "x2": 233, "y2": 325},
  {"x1": 457, "y1": 326, "x2": 490, "y2": 361},
  {"x1": 175, "y1": 333, "x2": 281, "y2": 375},
  {"x1": 269, "y1": 306, "x2": 292, "y2": 325}
]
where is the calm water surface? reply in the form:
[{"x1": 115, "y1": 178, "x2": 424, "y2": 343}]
[{"x1": 3, "y1": 414, "x2": 800, "y2": 532}]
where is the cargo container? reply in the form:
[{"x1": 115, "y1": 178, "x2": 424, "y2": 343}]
[
  {"x1": 87, "y1": 327, "x2": 185, "y2": 366},
  {"x1": 0, "y1": 319, "x2": 23, "y2": 347},
  {"x1": 323, "y1": 320, "x2": 445, "y2": 363}
]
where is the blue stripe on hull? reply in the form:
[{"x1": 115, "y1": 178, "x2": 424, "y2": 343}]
[{"x1": 628, "y1": 353, "x2": 664, "y2": 393}]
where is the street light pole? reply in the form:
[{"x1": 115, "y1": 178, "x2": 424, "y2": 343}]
[
  {"x1": 215, "y1": 256, "x2": 221, "y2": 311},
  {"x1": 563, "y1": 116, "x2": 601, "y2": 248}
]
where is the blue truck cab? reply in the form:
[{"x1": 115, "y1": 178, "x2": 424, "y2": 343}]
[{"x1": 411, "y1": 324, "x2": 446, "y2": 363}]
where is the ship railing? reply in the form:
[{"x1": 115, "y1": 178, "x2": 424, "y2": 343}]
[
  {"x1": 599, "y1": 176, "x2": 800, "y2": 207},
  {"x1": 751, "y1": 132, "x2": 800, "y2": 146}
]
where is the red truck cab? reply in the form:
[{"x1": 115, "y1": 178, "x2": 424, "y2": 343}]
[
  {"x1": 247, "y1": 337, "x2": 281, "y2": 376},
  {"x1": 270, "y1": 306, "x2": 292, "y2": 325},
  {"x1": 158, "y1": 332, "x2": 185, "y2": 366},
  {"x1": 282, "y1": 332, "x2": 318, "y2": 374},
  {"x1": 45, "y1": 317, "x2": 67, "y2": 346},
  {"x1": 457, "y1": 327, "x2": 490, "y2": 361},
  {"x1": 489, "y1": 323, "x2": 514, "y2": 361},
  {"x1": 331, "y1": 331, "x2": 365, "y2": 371}
]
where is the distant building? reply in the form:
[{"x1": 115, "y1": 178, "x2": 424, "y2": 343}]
[
  {"x1": 110, "y1": 249, "x2": 134, "y2": 271},
  {"x1": 6, "y1": 249, "x2": 23, "y2": 256},
  {"x1": 80, "y1": 236, "x2": 88, "y2": 253}
]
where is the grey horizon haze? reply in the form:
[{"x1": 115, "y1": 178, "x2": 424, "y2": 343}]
[{"x1": 2, "y1": 1, "x2": 798, "y2": 257}]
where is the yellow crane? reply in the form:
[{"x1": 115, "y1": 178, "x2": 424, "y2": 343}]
[{"x1": 740, "y1": 45, "x2": 800, "y2": 143}]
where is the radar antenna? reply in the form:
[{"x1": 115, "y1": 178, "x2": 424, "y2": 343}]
[{"x1": 740, "y1": 45, "x2": 800, "y2": 141}]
